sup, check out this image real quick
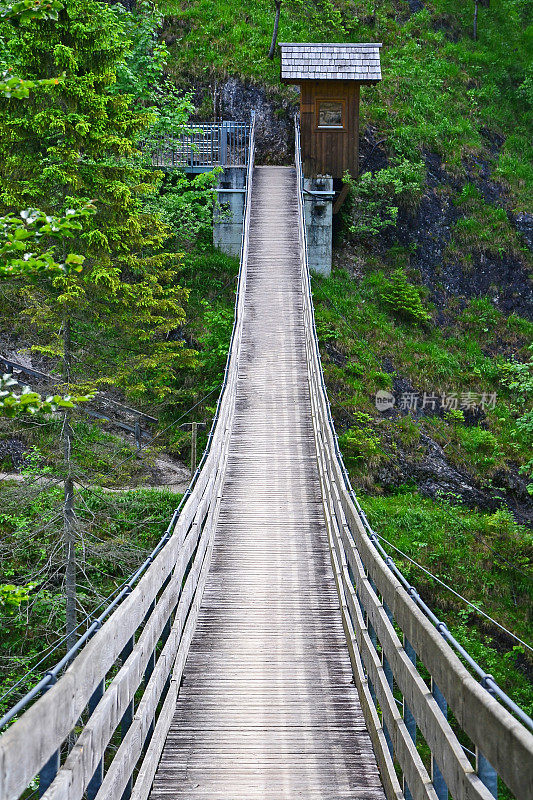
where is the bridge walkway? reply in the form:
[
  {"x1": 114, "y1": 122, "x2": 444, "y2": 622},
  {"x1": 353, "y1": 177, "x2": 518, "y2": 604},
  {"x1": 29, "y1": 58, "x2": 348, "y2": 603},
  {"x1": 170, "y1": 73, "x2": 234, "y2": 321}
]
[{"x1": 149, "y1": 166, "x2": 386, "y2": 799}]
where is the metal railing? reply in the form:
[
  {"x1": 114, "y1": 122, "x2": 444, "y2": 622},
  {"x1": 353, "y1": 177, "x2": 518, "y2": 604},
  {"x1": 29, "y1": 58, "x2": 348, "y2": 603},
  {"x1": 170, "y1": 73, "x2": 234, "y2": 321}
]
[
  {"x1": 146, "y1": 121, "x2": 250, "y2": 172},
  {"x1": 0, "y1": 112, "x2": 256, "y2": 800},
  {"x1": 294, "y1": 118, "x2": 533, "y2": 800}
]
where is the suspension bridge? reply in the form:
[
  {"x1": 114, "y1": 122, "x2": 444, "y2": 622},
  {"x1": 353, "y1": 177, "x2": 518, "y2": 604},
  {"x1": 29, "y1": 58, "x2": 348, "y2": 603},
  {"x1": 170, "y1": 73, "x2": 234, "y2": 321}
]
[{"x1": 0, "y1": 118, "x2": 531, "y2": 800}]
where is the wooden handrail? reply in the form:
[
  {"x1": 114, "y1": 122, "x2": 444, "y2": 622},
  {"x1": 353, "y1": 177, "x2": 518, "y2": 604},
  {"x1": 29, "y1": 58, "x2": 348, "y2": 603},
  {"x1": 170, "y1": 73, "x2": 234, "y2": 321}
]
[
  {"x1": 294, "y1": 118, "x2": 533, "y2": 800},
  {"x1": 0, "y1": 116, "x2": 256, "y2": 800}
]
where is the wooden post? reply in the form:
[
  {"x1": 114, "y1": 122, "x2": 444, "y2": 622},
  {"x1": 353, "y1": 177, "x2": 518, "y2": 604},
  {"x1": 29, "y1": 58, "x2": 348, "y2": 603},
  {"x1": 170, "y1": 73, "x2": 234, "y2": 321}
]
[
  {"x1": 180, "y1": 421, "x2": 206, "y2": 475},
  {"x1": 39, "y1": 678, "x2": 60, "y2": 796},
  {"x1": 87, "y1": 679, "x2": 105, "y2": 799},
  {"x1": 382, "y1": 601, "x2": 394, "y2": 758},
  {"x1": 191, "y1": 422, "x2": 198, "y2": 475},
  {"x1": 403, "y1": 636, "x2": 417, "y2": 800},
  {"x1": 268, "y1": 0, "x2": 282, "y2": 59},
  {"x1": 135, "y1": 417, "x2": 142, "y2": 455},
  {"x1": 39, "y1": 749, "x2": 60, "y2": 797},
  {"x1": 477, "y1": 749, "x2": 498, "y2": 798}
]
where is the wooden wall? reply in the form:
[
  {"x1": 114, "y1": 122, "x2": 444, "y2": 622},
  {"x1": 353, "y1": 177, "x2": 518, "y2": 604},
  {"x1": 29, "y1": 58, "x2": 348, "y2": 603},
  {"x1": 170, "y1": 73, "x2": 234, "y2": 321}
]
[{"x1": 299, "y1": 80, "x2": 360, "y2": 182}]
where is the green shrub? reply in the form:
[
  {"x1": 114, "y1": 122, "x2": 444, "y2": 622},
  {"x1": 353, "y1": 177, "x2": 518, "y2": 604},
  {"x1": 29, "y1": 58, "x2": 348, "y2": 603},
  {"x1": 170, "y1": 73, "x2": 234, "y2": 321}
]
[
  {"x1": 338, "y1": 412, "x2": 384, "y2": 467},
  {"x1": 380, "y1": 269, "x2": 431, "y2": 325},
  {"x1": 315, "y1": 310, "x2": 341, "y2": 342},
  {"x1": 372, "y1": 370, "x2": 393, "y2": 389},
  {"x1": 393, "y1": 415, "x2": 422, "y2": 450},
  {"x1": 343, "y1": 161, "x2": 424, "y2": 240},
  {"x1": 455, "y1": 426, "x2": 501, "y2": 473},
  {"x1": 345, "y1": 361, "x2": 365, "y2": 378},
  {"x1": 451, "y1": 204, "x2": 519, "y2": 258},
  {"x1": 460, "y1": 297, "x2": 502, "y2": 335},
  {"x1": 444, "y1": 409, "x2": 465, "y2": 424}
]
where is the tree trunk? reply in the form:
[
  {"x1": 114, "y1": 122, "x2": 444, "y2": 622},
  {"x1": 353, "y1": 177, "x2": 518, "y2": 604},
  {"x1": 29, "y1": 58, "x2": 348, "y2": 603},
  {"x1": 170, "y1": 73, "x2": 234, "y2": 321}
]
[
  {"x1": 473, "y1": 1, "x2": 478, "y2": 40},
  {"x1": 63, "y1": 316, "x2": 77, "y2": 651},
  {"x1": 268, "y1": 1, "x2": 282, "y2": 60},
  {"x1": 64, "y1": 470, "x2": 76, "y2": 650}
]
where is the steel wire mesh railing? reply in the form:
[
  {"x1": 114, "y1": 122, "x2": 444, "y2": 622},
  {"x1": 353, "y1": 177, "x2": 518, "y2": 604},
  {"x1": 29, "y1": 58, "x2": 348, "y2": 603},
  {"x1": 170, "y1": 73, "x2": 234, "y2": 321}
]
[{"x1": 145, "y1": 122, "x2": 250, "y2": 170}]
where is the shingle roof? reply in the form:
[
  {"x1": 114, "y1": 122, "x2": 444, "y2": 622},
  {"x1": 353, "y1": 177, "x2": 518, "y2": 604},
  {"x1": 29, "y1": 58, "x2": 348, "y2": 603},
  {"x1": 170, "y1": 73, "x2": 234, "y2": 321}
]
[{"x1": 280, "y1": 43, "x2": 382, "y2": 83}]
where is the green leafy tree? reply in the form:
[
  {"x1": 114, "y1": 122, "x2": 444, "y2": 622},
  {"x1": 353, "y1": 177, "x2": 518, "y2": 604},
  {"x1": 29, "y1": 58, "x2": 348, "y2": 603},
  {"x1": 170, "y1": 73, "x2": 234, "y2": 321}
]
[
  {"x1": 111, "y1": 1, "x2": 195, "y2": 143},
  {"x1": 0, "y1": 203, "x2": 94, "y2": 277},
  {"x1": 0, "y1": 373, "x2": 91, "y2": 416},
  {"x1": 0, "y1": 0, "x2": 63, "y2": 97},
  {"x1": 0, "y1": 581, "x2": 36, "y2": 613},
  {"x1": 0, "y1": 0, "x2": 194, "y2": 397},
  {"x1": 0, "y1": 0, "x2": 62, "y2": 22},
  {"x1": 111, "y1": 1, "x2": 220, "y2": 252},
  {"x1": 0, "y1": 0, "x2": 162, "y2": 263}
]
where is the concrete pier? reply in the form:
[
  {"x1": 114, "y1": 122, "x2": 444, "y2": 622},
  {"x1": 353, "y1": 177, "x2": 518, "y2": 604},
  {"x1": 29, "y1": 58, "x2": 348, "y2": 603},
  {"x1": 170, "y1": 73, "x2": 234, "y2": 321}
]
[
  {"x1": 213, "y1": 167, "x2": 247, "y2": 258},
  {"x1": 303, "y1": 175, "x2": 333, "y2": 276},
  {"x1": 214, "y1": 170, "x2": 334, "y2": 276}
]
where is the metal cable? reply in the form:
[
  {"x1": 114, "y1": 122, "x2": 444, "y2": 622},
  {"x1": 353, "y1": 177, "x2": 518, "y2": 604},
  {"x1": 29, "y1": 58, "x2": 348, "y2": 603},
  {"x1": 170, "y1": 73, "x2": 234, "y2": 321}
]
[{"x1": 368, "y1": 527, "x2": 532, "y2": 651}]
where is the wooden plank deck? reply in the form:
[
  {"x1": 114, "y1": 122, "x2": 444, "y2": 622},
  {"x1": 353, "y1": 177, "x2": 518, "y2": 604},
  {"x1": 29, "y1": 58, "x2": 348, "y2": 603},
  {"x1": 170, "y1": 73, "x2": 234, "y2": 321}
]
[{"x1": 149, "y1": 167, "x2": 386, "y2": 799}]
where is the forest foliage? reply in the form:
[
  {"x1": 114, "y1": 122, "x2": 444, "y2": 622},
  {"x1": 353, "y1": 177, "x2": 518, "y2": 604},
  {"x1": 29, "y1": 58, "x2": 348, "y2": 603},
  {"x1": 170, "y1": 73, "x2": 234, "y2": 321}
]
[
  {"x1": 0, "y1": 0, "x2": 233, "y2": 712},
  {"x1": 0, "y1": 0, "x2": 530, "y2": 731}
]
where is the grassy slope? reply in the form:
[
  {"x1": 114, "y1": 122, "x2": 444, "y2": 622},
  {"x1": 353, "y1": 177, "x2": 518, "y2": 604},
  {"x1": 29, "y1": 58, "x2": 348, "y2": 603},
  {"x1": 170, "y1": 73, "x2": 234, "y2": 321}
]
[
  {"x1": 312, "y1": 272, "x2": 533, "y2": 706},
  {"x1": 158, "y1": 0, "x2": 533, "y2": 705},
  {"x1": 160, "y1": 0, "x2": 532, "y2": 205}
]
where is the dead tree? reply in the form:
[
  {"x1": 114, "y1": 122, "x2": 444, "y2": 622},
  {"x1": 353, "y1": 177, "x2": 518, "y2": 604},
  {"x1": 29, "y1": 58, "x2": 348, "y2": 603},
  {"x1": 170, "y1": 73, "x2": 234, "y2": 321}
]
[
  {"x1": 62, "y1": 315, "x2": 77, "y2": 651},
  {"x1": 473, "y1": 0, "x2": 490, "y2": 41}
]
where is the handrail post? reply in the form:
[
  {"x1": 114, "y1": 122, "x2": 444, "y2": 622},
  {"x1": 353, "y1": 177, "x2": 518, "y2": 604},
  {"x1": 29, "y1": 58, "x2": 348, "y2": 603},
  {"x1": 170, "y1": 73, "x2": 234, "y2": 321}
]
[
  {"x1": 87, "y1": 678, "x2": 105, "y2": 800},
  {"x1": 119, "y1": 633, "x2": 135, "y2": 800},
  {"x1": 367, "y1": 577, "x2": 378, "y2": 704},
  {"x1": 382, "y1": 602, "x2": 394, "y2": 758},
  {"x1": 403, "y1": 636, "x2": 417, "y2": 800},
  {"x1": 220, "y1": 122, "x2": 229, "y2": 166},
  {"x1": 38, "y1": 676, "x2": 59, "y2": 797},
  {"x1": 39, "y1": 749, "x2": 60, "y2": 797},
  {"x1": 477, "y1": 749, "x2": 498, "y2": 798},
  {"x1": 431, "y1": 679, "x2": 449, "y2": 800}
]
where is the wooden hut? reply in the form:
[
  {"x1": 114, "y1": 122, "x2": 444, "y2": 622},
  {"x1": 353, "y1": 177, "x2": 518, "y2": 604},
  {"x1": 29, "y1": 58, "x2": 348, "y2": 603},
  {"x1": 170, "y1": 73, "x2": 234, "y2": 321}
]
[{"x1": 280, "y1": 43, "x2": 382, "y2": 184}]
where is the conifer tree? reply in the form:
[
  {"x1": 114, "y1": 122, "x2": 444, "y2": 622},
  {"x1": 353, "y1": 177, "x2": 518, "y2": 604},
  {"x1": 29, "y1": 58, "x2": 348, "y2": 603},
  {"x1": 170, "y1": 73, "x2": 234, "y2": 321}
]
[
  {"x1": 0, "y1": 0, "x2": 193, "y2": 395},
  {"x1": 0, "y1": 0, "x2": 193, "y2": 646}
]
